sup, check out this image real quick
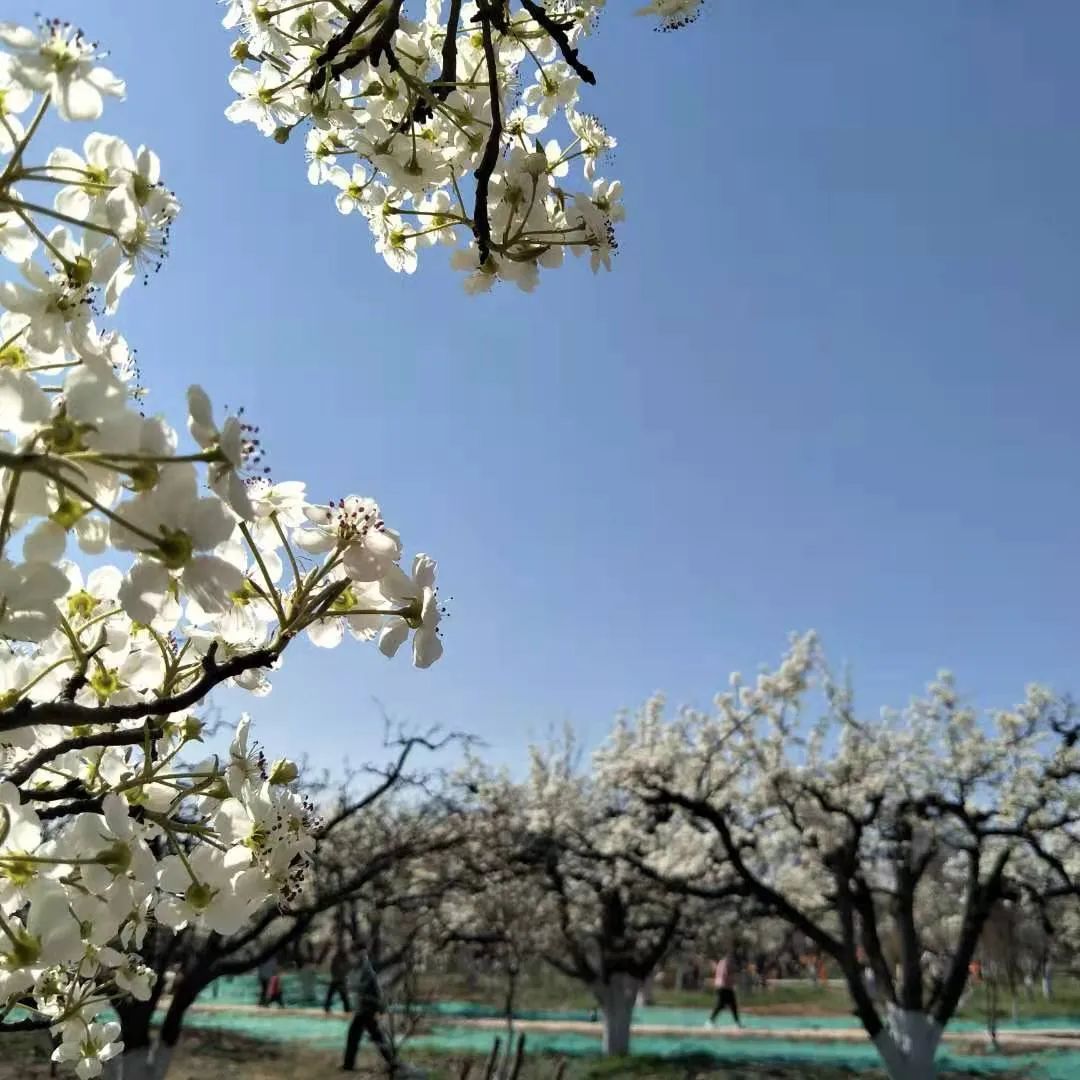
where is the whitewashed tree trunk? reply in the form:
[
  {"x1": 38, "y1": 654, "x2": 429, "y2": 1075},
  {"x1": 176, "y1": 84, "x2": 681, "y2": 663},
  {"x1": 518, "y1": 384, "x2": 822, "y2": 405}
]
[
  {"x1": 873, "y1": 1011, "x2": 942, "y2": 1080},
  {"x1": 593, "y1": 973, "x2": 640, "y2": 1056},
  {"x1": 102, "y1": 1044, "x2": 174, "y2": 1080},
  {"x1": 635, "y1": 973, "x2": 655, "y2": 1008}
]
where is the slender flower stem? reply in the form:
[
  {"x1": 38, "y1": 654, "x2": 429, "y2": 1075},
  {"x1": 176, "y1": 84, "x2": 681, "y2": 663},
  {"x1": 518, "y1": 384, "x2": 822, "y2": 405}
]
[
  {"x1": 239, "y1": 521, "x2": 287, "y2": 623},
  {"x1": 0, "y1": 93, "x2": 50, "y2": 185},
  {"x1": 0, "y1": 909, "x2": 22, "y2": 948},
  {"x1": 12, "y1": 206, "x2": 74, "y2": 269},
  {"x1": 0, "y1": 464, "x2": 22, "y2": 558},
  {"x1": 270, "y1": 512, "x2": 303, "y2": 593},
  {"x1": 50, "y1": 473, "x2": 163, "y2": 550},
  {"x1": 0, "y1": 195, "x2": 119, "y2": 238}
]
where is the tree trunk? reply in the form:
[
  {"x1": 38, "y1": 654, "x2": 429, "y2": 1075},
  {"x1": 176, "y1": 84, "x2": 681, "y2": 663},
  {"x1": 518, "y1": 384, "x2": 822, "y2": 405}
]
[
  {"x1": 593, "y1": 973, "x2": 640, "y2": 1056},
  {"x1": 635, "y1": 973, "x2": 655, "y2": 1008},
  {"x1": 109, "y1": 1000, "x2": 176, "y2": 1080},
  {"x1": 872, "y1": 1010, "x2": 942, "y2": 1080},
  {"x1": 498, "y1": 965, "x2": 518, "y2": 1080},
  {"x1": 986, "y1": 974, "x2": 1000, "y2": 1050},
  {"x1": 102, "y1": 1045, "x2": 175, "y2": 1080}
]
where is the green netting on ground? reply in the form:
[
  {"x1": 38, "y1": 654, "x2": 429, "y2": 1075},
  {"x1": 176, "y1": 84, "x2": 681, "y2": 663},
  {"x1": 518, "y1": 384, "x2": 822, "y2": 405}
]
[
  {"x1": 200, "y1": 975, "x2": 1080, "y2": 1033},
  {"x1": 175, "y1": 1005, "x2": 1080, "y2": 1079}
]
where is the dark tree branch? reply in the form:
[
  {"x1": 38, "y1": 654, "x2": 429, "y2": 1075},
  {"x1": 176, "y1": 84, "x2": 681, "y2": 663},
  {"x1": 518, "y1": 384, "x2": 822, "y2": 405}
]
[
  {"x1": 849, "y1": 875, "x2": 896, "y2": 1005},
  {"x1": 642, "y1": 785, "x2": 844, "y2": 959},
  {"x1": 0, "y1": 640, "x2": 283, "y2": 733},
  {"x1": 308, "y1": 0, "x2": 383, "y2": 92},
  {"x1": 6, "y1": 720, "x2": 164, "y2": 787},
  {"x1": 317, "y1": 729, "x2": 467, "y2": 839},
  {"x1": 472, "y1": 2, "x2": 504, "y2": 265},
  {"x1": 520, "y1": 1, "x2": 596, "y2": 85},
  {"x1": 895, "y1": 823, "x2": 925, "y2": 1012},
  {"x1": 413, "y1": 0, "x2": 464, "y2": 123},
  {"x1": 932, "y1": 848, "x2": 1010, "y2": 1026},
  {"x1": 833, "y1": 871, "x2": 884, "y2": 1039},
  {"x1": 0, "y1": 1017, "x2": 50, "y2": 1032},
  {"x1": 308, "y1": 0, "x2": 404, "y2": 93},
  {"x1": 59, "y1": 630, "x2": 109, "y2": 703},
  {"x1": 20, "y1": 778, "x2": 90, "y2": 802},
  {"x1": 38, "y1": 796, "x2": 107, "y2": 820}
]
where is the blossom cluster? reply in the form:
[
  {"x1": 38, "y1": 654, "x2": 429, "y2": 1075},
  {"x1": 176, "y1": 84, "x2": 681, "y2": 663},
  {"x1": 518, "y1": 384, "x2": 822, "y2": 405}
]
[
  {"x1": 0, "y1": 19, "x2": 442, "y2": 1076},
  {"x1": 450, "y1": 740, "x2": 684, "y2": 975},
  {"x1": 219, "y1": 0, "x2": 703, "y2": 292}
]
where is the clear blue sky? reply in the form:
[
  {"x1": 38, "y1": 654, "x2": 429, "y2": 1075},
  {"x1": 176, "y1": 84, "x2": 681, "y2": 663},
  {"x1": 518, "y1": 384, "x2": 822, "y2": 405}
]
[{"x1": 12, "y1": 2, "x2": 1080, "y2": 773}]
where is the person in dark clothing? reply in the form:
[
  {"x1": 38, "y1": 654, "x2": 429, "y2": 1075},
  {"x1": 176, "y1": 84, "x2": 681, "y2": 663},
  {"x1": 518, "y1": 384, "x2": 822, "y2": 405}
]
[
  {"x1": 325, "y1": 947, "x2": 352, "y2": 1014},
  {"x1": 341, "y1": 945, "x2": 394, "y2": 1072}
]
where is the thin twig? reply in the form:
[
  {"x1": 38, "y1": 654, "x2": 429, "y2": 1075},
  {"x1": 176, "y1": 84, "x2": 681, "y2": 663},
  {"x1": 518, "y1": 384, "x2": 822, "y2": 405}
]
[
  {"x1": 520, "y1": 0, "x2": 596, "y2": 84},
  {"x1": 308, "y1": 0, "x2": 382, "y2": 92},
  {"x1": 413, "y1": 0, "x2": 464, "y2": 122},
  {"x1": 5, "y1": 720, "x2": 165, "y2": 788}
]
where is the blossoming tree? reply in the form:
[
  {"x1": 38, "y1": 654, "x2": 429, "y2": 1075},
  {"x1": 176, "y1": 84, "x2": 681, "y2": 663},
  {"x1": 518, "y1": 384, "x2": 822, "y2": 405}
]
[
  {"x1": 0, "y1": 18, "x2": 445, "y2": 1079},
  {"x1": 456, "y1": 738, "x2": 685, "y2": 1056},
  {"x1": 220, "y1": 0, "x2": 702, "y2": 291},
  {"x1": 597, "y1": 634, "x2": 1080, "y2": 1080},
  {"x1": 110, "y1": 731, "x2": 465, "y2": 1077}
]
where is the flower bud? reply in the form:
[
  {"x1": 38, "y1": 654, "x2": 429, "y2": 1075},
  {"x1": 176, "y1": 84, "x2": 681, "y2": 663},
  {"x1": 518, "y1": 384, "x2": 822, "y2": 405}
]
[
  {"x1": 50, "y1": 496, "x2": 88, "y2": 530},
  {"x1": 67, "y1": 256, "x2": 94, "y2": 288},
  {"x1": 6, "y1": 928, "x2": 40, "y2": 966},
  {"x1": 181, "y1": 716, "x2": 206, "y2": 743},
  {"x1": 522, "y1": 151, "x2": 547, "y2": 180},
  {"x1": 97, "y1": 841, "x2": 133, "y2": 875},
  {"x1": 186, "y1": 881, "x2": 214, "y2": 911},
  {"x1": 268, "y1": 758, "x2": 299, "y2": 786},
  {"x1": 273, "y1": 126, "x2": 291, "y2": 144},
  {"x1": 126, "y1": 462, "x2": 159, "y2": 492},
  {"x1": 204, "y1": 777, "x2": 231, "y2": 801}
]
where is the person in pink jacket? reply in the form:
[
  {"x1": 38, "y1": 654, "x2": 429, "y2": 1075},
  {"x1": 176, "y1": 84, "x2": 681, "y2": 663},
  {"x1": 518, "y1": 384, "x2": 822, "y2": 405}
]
[{"x1": 705, "y1": 952, "x2": 742, "y2": 1028}]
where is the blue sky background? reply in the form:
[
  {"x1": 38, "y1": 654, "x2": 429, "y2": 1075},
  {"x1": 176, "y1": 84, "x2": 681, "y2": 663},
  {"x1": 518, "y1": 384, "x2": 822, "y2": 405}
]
[{"x1": 9, "y1": 2, "x2": 1079, "y2": 775}]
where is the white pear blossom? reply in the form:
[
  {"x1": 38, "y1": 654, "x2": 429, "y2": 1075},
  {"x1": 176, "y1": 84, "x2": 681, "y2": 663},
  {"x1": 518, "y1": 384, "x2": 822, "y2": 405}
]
[
  {"x1": 377, "y1": 554, "x2": 444, "y2": 669},
  {"x1": 186, "y1": 385, "x2": 256, "y2": 519},
  {"x1": 52, "y1": 1019, "x2": 124, "y2": 1078},
  {"x1": 0, "y1": 20, "x2": 125, "y2": 121}
]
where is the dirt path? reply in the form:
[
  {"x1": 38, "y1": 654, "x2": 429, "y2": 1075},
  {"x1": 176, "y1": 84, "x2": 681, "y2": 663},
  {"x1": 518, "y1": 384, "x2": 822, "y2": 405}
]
[{"x1": 176, "y1": 1000, "x2": 1080, "y2": 1053}]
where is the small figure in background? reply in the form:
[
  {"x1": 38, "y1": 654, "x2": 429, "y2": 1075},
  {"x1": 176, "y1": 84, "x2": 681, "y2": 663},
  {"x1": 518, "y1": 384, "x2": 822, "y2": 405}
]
[
  {"x1": 341, "y1": 943, "x2": 394, "y2": 1072},
  {"x1": 257, "y1": 956, "x2": 279, "y2": 1007},
  {"x1": 705, "y1": 951, "x2": 742, "y2": 1029},
  {"x1": 266, "y1": 969, "x2": 285, "y2": 1008},
  {"x1": 325, "y1": 946, "x2": 352, "y2": 1014},
  {"x1": 299, "y1": 959, "x2": 318, "y2": 1007}
]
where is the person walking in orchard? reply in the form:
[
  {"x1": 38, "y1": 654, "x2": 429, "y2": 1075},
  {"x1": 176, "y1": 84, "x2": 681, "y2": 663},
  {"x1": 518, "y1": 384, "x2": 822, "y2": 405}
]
[
  {"x1": 341, "y1": 944, "x2": 394, "y2": 1072},
  {"x1": 706, "y1": 951, "x2": 743, "y2": 1028},
  {"x1": 325, "y1": 947, "x2": 352, "y2": 1014},
  {"x1": 257, "y1": 956, "x2": 280, "y2": 1007}
]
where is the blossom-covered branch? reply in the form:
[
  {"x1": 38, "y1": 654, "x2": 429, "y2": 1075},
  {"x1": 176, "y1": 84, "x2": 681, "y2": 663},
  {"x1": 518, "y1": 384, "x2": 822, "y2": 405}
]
[{"x1": 220, "y1": 0, "x2": 705, "y2": 291}]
